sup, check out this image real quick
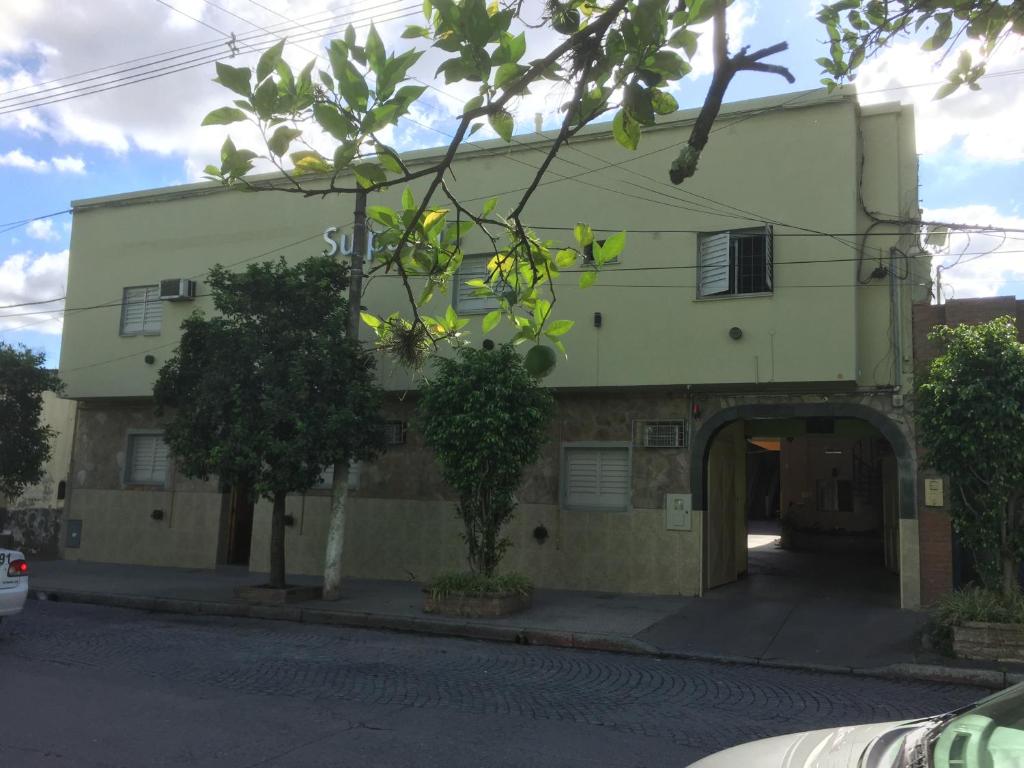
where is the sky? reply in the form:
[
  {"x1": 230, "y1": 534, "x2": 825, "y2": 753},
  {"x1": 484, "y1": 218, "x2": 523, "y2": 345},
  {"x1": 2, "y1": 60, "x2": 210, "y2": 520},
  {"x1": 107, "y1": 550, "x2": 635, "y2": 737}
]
[{"x1": 1, "y1": 0, "x2": 1022, "y2": 365}]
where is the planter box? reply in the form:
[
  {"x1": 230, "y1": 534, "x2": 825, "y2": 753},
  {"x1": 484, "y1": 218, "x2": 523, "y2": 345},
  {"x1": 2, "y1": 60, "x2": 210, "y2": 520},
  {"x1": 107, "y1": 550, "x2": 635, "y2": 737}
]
[
  {"x1": 235, "y1": 584, "x2": 323, "y2": 605},
  {"x1": 953, "y1": 621, "x2": 1024, "y2": 662},
  {"x1": 423, "y1": 589, "x2": 532, "y2": 618}
]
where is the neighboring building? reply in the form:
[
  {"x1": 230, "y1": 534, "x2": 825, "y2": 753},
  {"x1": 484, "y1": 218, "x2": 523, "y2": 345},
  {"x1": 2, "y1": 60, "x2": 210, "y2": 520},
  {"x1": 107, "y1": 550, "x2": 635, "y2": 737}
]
[
  {"x1": 58, "y1": 87, "x2": 931, "y2": 607},
  {"x1": 1, "y1": 390, "x2": 76, "y2": 558},
  {"x1": 912, "y1": 296, "x2": 1024, "y2": 605}
]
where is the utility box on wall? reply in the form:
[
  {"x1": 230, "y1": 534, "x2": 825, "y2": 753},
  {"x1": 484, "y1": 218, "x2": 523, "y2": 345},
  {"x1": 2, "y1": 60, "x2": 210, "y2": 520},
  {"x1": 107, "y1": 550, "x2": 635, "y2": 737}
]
[{"x1": 665, "y1": 493, "x2": 692, "y2": 531}]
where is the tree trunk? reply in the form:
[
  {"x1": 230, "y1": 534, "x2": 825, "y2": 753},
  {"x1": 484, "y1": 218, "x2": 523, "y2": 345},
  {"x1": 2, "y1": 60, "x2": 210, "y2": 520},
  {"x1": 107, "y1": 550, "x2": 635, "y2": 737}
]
[
  {"x1": 323, "y1": 460, "x2": 349, "y2": 601},
  {"x1": 269, "y1": 489, "x2": 287, "y2": 589},
  {"x1": 1001, "y1": 498, "x2": 1019, "y2": 597}
]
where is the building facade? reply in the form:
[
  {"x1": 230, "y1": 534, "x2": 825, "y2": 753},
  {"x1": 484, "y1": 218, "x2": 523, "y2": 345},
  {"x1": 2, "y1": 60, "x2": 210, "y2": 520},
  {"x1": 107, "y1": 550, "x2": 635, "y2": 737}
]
[
  {"x1": 58, "y1": 88, "x2": 931, "y2": 606},
  {"x1": 1, "y1": 390, "x2": 76, "y2": 558}
]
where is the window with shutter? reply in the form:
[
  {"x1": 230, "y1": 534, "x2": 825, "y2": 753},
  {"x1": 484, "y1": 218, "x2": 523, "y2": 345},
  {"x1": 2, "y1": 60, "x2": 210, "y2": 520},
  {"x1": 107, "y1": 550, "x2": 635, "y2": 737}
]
[
  {"x1": 120, "y1": 285, "x2": 163, "y2": 335},
  {"x1": 126, "y1": 433, "x2": 169, "y2": 485},
  {"x1": 454, "y1": 255, "x2": 502, "y2": 313},
  {"x1": 561, "y1": 443, "x2": 632, "y2": 512},
  {"x1": 698, "y1": 227, "x2": 774, "y2": 297}
]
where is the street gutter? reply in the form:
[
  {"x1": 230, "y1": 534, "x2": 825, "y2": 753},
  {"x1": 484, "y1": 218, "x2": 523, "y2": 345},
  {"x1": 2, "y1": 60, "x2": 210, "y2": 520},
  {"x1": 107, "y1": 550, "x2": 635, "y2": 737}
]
[{"x1": 30, "y1": 588, "x2": 1015, "y2": 690}]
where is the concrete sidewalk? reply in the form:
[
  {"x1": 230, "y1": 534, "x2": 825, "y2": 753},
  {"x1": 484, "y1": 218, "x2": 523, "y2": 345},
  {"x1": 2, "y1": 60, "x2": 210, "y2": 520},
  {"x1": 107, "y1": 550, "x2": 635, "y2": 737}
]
[{"x1": 25, "y1": 559, "x2": 1024, "y2": 689}]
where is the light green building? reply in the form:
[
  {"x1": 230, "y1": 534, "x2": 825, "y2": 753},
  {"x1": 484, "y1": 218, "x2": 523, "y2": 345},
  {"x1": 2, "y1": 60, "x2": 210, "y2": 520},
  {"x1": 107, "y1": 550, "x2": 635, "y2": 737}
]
[{"x1": 58, "y1": 88, "x2": 930, "y2": 607}]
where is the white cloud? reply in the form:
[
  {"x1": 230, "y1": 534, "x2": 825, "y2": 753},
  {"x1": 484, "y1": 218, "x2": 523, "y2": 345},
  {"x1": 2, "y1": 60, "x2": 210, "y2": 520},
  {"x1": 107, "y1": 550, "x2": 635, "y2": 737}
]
[
  {"x1": 51, "y1": 154, "x2": 85, "y2": 173},
  {"x1": 0, "y1": 148, "x2": 49, "y2": 171},
  {"x1": 26, "y1": 218, "x2": 58, "y2": 241},
  {"x1": 857, "y1": 39, "x2": 1024, "y2": 164},
  {"x1": 0, "y1": 249, "x2": 68, "y2": 335},
  {"x1": 924, "y1": 205, "x2": 1024, "y2": 300}
]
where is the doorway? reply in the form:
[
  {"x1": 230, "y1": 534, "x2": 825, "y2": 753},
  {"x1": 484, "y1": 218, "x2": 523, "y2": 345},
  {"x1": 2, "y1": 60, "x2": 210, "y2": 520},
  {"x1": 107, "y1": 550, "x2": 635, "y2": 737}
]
[
  {"x1": 221, "y1": 484, "x2": 254, "y2": 566},
  {"x1": 700, "y1": 414, "x2": 904, "y2": 606}
]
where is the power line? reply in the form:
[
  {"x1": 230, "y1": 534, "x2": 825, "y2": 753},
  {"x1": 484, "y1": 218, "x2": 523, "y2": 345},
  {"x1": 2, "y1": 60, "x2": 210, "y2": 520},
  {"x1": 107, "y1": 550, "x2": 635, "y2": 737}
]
[
  {"x1": 0, "y1": 229, "x2": 339, "y2": 332},
  {"x1": 0, "y1": 295, "x2": 66, "y2": 311},
  {"x1": 0, "y1": 209, "x2": 72, "y2": 235},
  {"x1": 0, "y1": 2, "x2": 421, "y2": 116}
]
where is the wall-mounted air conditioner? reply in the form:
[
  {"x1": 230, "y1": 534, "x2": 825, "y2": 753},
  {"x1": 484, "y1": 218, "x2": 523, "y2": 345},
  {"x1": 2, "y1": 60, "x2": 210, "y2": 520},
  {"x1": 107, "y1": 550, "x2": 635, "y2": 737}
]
[{"x1": 159, "y1": 278, "x2": 197, "y2": 301}]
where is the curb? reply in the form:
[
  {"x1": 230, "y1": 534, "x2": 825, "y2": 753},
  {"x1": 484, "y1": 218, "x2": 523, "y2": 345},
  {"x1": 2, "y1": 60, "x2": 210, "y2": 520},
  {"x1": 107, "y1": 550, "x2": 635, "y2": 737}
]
[{"x1": 29, "y1": 588, "x2": 1010, "y2": 689}]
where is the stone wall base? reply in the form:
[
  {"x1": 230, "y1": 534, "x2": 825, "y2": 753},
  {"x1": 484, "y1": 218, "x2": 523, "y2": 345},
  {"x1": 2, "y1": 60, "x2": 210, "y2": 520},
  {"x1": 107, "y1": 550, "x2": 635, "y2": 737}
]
[
  {"x1": 953, "y1": 621, "x2": 1024, "y2": 662},
  {"x1": 0, "y1": 506, "x2": 62, "y2": 559}
]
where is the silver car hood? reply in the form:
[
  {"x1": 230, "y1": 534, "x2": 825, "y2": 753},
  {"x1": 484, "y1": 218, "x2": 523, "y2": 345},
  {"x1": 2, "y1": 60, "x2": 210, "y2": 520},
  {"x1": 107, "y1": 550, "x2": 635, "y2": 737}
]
[{"x1": 688, "y1": 721, "x2": 904, "y2": 768}]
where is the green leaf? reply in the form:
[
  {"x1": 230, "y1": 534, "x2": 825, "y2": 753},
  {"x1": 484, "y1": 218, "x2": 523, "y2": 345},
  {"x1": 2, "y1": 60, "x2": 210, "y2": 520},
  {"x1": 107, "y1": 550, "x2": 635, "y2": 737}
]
[
  {"x1": 313, "y1": 103, "x2": 352, "y2": 140},
  {"x1": 494, "y1": 62, "x2": 526, "y2": 89},
  {"x1": 365, "y1": 24, "x2": 386, "y2": 76},
  {"x1": 599, "y1": 231, "x2": 626, "y2": 263},
  {"x1": 360, "y1": 311, "x2": 382, "y2": 328},
  {"x1": 651, "y1": 89, "x2": 678, "y2": 115},
  {"x1": 482, "y1": 310, "x2": 501, "y2": 333},
  {"x1": 290, "y1": 150, "x2": 331, "y2": 174},
  {"x1": 366, "y1": 205, "x2": 400, "y2": 228},
  {"x1": 267, "y1": 125, "x2": 302, "y2": 157},
  {"x1": 934, "y1": 80, "x2": 961, "y2": 100},
  {"x1": 489, "y1": 109, "x2": 513, "y2": 142},
  {"x1": 669, "y1": 28, "x2": 699, "y2": 59},
  {"x1": 402, "y1": 24, "x2": 431, "y2": 38},
  {"x1": 482, "y1": 197, "x2": 498, "y2": 217},
  {"x1": 444, "y1": 303, "x2": 458, "y2": 328},
  {"x1": 579, "y1": 270, "x2": 598, "y2": 289},
  {"x1": 252, "y1": 77, "x2": 278, "y2": 119},
  {"x1": 402, "y1": 188, "x2": 415, "y2": 211},
  {"x1": 612, "y1": 109, "x2": 640, "y2": 150},
  {"x1": 573, "y1": 223, "x2": 593, "y2": 247},
  {"x1": 353, "y1": 162, "x2": 387, "y2": 188},
  {"x1": 201, "y1": 107, "x2": 249, "y2": 126},
  {"x1": 543, "y1": 319, "x2": 574, "y2": 337},
  {"x1": 922, "y1": 13, "x2": 952, "y2": 52},
  {"x1": 463, "y1": 0, "x2": 493, "y2": 47},
  {"x1": 555, "y1": 249, "x2": 577, "y2": 268},
  {"x1": 257, "y1": 39, "x2": 286, "y2": 83},
  {"x1": 214, "y1": 62, "x2": 252, "y2": 97},
  {"x1": 329, "y1": 40, "x2": 370, "y2": 110}
]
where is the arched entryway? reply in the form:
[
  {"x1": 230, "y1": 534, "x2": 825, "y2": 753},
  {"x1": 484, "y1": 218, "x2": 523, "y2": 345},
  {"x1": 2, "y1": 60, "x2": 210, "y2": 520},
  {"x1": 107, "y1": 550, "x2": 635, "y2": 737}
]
[{"x1": 690, "y1": 403, "x2": 919, "y2": 608}]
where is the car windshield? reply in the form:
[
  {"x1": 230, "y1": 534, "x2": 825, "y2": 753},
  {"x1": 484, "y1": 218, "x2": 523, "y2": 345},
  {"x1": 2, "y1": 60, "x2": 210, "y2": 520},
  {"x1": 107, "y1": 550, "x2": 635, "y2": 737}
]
[{"x1": 927, "y1": 683, "x2": 1024, "y2": 768}]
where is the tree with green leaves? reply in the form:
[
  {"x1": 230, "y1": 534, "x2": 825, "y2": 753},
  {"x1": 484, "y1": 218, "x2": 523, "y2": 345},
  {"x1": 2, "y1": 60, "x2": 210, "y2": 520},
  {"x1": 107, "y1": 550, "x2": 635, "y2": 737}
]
[
  {"x1": 153, "y1": 256, "x2": 385, "y2": 589},
  {"x1": 917, "y1": 316, "x2": 1024, "y2": 597},
  {"x1": 202, "y1": 0, "x2": 1019, "y2": 368},
  {"x1": 417, "y1": 344, "x2": 553, "y2": 576},
  {"x1": 0, "y1": 343, "x2": 62, "y2": 501}
]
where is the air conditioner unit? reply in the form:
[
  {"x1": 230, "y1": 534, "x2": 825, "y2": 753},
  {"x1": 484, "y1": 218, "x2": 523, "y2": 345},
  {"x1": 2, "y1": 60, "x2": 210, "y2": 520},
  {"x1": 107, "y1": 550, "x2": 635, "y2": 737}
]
[
  {"x1": 159, "y1": 278, "x2": 196, "y2": 301},
  {"x1": 641, "y1": 421, "x2": 687, "y2": 449}
]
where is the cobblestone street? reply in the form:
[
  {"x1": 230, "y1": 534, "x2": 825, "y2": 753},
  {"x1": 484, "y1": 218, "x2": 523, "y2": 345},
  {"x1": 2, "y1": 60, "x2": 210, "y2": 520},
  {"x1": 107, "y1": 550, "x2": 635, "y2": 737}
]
[{"x1": 0, "y1": 602, "x2": 986, "y2": 767}]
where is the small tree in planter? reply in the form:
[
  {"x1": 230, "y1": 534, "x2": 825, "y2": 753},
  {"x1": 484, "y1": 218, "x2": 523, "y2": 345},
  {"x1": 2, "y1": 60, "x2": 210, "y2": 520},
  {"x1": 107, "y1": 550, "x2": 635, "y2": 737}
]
[
  {"x1": 917, "y1": 316, "x2": 1024, "y2": 597},
  {"x1": 154, "y1": 256, "x2": 384, "y2": 597},
  {"x1": 417, "y1": 344, "x2": 553, "y2": 614}
]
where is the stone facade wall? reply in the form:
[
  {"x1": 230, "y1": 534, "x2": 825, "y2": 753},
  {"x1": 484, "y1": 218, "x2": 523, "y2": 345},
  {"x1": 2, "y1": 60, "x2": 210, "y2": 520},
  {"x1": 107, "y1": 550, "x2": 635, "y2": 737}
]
[
  {"x1": 912, "y1": 297, "x2": 1024, "y2": 605},
  {"x1": 63, "y1": 400, "x2": 222, "y2": 567}
]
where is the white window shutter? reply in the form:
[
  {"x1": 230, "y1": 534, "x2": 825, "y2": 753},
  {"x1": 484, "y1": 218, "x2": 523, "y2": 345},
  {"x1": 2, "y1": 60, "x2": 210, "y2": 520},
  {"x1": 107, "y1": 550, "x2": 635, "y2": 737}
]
[
  {"x1": 564, "y1": 446, "x2": 630, "y2": 511},
  {"x1": 128, "y1": 434, "x2": 169, "y2": 484},
  {"x1": 121, "y1": 286, "x2": 162, "y2": 334},
  {"x1": 121, "y1": 288, "x2": 148, "y2": 333},
  {"x1": 764, "y1": 225, "x2": 774, "y2": 291},
  {"x1": 699, "y1": 232, "x2": 731, "y2": 296},
  {"x1": 142, "y1": 285, "x2": 162, "y2": 333},
  {"x1": 565, "y1": 448, "x2": 601, "y2": 509},
  {"x1": 455, "y1": 256, "x2": 500, "y2": 313}
]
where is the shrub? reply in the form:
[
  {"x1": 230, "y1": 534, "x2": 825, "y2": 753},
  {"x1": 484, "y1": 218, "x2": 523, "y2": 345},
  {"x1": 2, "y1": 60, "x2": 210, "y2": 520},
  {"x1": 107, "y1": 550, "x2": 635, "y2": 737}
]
[
  {"x1": 926, "y1": 586, "x2": 1024, "y2": 654},
  {"x1": 427, "y1": 572, "x2": 533, "y2": 599},
  {"x1": 417, "y1": 344, "x2": 553, "y2": 576}
]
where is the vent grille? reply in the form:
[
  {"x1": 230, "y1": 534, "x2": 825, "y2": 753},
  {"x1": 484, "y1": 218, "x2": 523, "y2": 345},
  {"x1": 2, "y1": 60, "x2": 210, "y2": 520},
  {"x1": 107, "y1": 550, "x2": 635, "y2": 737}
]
[
  {"x1": 383, "y1": 420, "x2": 407, "y2": 446},
  {"x1": 635, "y1": 420, "x2": 688, "y2": 448}
]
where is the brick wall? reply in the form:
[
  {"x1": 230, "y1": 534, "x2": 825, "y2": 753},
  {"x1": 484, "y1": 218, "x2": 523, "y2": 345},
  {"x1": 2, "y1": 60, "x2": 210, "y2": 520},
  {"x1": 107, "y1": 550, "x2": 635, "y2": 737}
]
[{"x1": 913, "y1": 296, "x2": 1024, "y2": 604}]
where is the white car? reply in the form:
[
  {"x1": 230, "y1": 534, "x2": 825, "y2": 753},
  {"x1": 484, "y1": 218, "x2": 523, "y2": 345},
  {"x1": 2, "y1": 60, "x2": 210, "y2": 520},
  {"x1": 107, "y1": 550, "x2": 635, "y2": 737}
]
[
  {"x1": 690, "y1": 681, "x2": 1024, "y2": 768},
  {"x1": 0, "y1": 547, "x2": 29, "y2": 622}
]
